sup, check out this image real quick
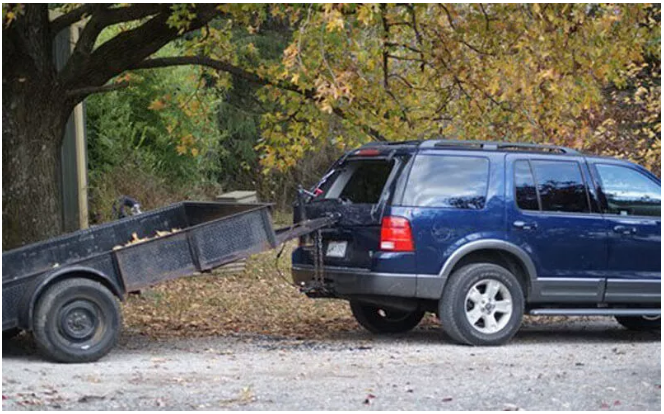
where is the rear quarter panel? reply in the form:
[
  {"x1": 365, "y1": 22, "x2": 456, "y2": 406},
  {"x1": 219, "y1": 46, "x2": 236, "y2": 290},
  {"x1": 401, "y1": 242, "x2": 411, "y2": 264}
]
[{"x1": 391, "y1": 150, "x2": 507, "y2": 276}]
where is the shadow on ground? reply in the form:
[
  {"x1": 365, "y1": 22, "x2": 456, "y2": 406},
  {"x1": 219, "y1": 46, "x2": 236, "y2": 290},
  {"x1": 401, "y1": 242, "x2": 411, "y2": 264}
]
[{"x1": 4, "y1": 317, "x2": 659, "y2": 362}]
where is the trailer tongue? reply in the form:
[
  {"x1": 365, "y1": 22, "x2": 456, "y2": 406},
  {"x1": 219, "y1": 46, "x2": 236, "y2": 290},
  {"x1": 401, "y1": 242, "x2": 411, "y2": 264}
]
[{"x1": 2, "y1": 201, "x2": 337, "y2": 363}]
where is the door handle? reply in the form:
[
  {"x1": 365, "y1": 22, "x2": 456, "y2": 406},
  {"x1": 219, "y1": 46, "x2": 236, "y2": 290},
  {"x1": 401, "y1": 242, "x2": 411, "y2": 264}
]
[
  {"x1": 613, "y1": 225, "x2": 636, "y2": 235},
  {"x1": 513, "y1": 220, "x2": 537, "y2": 230}
]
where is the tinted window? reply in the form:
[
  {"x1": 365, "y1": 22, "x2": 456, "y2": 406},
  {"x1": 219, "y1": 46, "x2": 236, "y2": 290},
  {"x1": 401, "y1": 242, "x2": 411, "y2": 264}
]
[
  {"x1": 595, "y1": 164, "x2": 661, "y2": 217},
  {"x1": 514, "y1": 160, "x2": 539, "y2": 211},
  {"x1": 402, "y1": 155, "x2": 489, "y2": 209},
  {"x1": 325, "y1": 160, "x2": 393, "y2": 204},
  {"x1": 531, "y1": 160, "x2": 589, "y2": 213}
]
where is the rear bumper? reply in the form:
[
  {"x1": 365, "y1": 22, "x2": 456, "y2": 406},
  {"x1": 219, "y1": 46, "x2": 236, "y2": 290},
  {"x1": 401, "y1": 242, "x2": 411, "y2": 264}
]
[{"x1": 292, "y1": 265, "x2": 444, "y2": 299}]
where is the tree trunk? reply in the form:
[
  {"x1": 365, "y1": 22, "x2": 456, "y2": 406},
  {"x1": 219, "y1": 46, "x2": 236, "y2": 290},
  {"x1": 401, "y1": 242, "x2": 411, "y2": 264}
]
[
  {"x1": 2, "y1": 86, "x2": 70, "y2": 249},
  {"x1": 2, "y1": 4, "x2": 76, "y2": 250}
]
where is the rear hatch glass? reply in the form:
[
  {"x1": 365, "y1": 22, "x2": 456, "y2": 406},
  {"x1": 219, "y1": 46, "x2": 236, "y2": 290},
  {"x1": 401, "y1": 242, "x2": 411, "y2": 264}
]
[
  {"x1": 299, "y1": 156, "x2": 403, "y2": 269},
  {"x1": 320, "y1": 160, "x2": 394, "y2": 204}
]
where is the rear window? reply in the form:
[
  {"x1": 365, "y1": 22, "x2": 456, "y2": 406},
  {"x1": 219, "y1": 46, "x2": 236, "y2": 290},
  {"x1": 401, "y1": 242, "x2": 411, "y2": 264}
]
[
  {"x1": 402, "y1": 155, "x2": 489, "y2": 209},
  {"x1": 322, "y1": 160, "x2": 394, "y2": 204}
]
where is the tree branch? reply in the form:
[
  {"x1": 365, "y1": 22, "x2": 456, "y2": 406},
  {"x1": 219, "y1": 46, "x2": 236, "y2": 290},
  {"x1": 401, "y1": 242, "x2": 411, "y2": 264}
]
[
  {"x1": 65, "y1": 81, "x2": 130, "y2": 99},
  {"x1": 62, "y1": 4, "x2": 171, "y2": 81},
  {"x1": 131, "y1": 56, "x2": 386, "y2": 141},
  {"x1": 49, "y1": 4, "x2": 101, "y2": 35},
  {"x1": 380, "y1": 4, "x2": 390, "y2": 89},
  {"x1": 60, "y1": 4, "x2": 219, "y2": 93}
]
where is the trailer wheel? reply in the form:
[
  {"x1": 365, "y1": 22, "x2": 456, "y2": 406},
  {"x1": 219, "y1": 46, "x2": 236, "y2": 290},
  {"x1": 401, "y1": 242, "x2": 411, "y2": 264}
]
[{"x1": 33, "y1": 278, "x2": 121, "y2": 363}]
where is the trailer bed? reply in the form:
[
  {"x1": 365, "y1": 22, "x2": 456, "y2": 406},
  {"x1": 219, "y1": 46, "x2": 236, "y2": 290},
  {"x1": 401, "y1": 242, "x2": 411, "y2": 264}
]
[{"x1": 2, "y1": 202, "x2": 276, "y2": 330}]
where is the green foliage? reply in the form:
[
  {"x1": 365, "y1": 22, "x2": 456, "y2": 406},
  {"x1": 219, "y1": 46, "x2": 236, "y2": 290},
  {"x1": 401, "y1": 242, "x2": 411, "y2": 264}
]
[
  {"x1": 87, "y1": 64, "x2": 223, "y2": 181},
  {"x1": 86, "y1": 43, "x2": 224, "y2": 220}
]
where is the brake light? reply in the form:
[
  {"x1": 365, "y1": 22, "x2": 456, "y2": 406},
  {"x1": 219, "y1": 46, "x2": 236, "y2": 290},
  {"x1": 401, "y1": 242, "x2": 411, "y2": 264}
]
[
  {"x1": 380, "y1": 217, "x2": 414, "y2": 252},
  {"x1": 354, "y1": 148, "x2": 381, "y2": 156}
]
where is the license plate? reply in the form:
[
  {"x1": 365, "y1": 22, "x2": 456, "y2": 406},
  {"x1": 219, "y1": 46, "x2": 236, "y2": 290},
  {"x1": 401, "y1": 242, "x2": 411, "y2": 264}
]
[{"x1": 326, "y1": 241, "x2": 347, "y2": 258}]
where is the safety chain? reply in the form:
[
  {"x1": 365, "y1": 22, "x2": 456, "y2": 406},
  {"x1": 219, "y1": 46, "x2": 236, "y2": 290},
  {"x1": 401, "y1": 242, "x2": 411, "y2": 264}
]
[{"x1": 313, "y1": 230, "x2": 324, "y2": 285}]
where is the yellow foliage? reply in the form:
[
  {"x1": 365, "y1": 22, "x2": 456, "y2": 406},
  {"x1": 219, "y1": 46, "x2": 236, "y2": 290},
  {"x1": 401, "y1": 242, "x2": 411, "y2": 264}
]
[{"x1": 148, "y1": 99, "x2": 166, "y2": 111}]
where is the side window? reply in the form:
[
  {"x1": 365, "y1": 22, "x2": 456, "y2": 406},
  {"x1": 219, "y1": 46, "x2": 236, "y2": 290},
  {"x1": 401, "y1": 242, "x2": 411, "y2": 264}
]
[
  {"x1": 402, "y1": 155, "x2": 489, "y2": 209},
  {"x1": 514, "y1": 160, "x2": 539, "y2": 211},
  {"x1": 531, "y1": 160, "x2": 589, "y2": 213},
  {"x1": 595, "y1": 164, "x2": 661, "y2": 217}
]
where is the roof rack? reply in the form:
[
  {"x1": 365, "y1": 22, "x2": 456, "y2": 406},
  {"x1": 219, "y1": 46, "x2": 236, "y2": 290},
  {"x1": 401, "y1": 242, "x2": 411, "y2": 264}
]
[
  {"x1": 421, "y1": 139, "x2": 581, "y2": 155},
  {"x1": 361, "y1": 140, "x2": 422, "y2": 147}
]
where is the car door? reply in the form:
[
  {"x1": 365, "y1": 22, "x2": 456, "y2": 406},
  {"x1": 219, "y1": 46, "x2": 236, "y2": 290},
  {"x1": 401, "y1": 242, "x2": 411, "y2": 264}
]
[
  {"x1": 588, "y1": 161, "x2": 661, "y2": 303},
  {"x1": 505, "y1": 154, "x2": 608, "y2": 303}
]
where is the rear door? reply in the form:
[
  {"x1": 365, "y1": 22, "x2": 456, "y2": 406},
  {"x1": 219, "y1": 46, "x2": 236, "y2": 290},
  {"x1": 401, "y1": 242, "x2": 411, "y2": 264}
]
[
  {"x1": 505, "y1": 154, "x2": 608, "y2": 302},
  {"x1": 302, "y1": 155, "x2": 407, "y2": 269},
  {"x1": 588, "y1": 161, "x2": 661, "y2": 303}
]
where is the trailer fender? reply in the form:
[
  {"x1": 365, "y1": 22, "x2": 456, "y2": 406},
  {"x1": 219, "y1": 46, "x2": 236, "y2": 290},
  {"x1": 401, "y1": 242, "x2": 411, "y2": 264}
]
[{"x1": 19, "y1": 266, "x2": 125, "y2": 330}]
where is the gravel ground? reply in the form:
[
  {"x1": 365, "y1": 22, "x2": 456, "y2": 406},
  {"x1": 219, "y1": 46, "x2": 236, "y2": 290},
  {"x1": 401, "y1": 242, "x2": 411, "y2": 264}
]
[{"x1": 2, "y1": 317, "x2": 660, "y2": 411}]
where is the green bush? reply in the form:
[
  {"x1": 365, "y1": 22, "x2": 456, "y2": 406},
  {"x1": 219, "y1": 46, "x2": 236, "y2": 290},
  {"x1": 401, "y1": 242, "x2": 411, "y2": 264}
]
[{"x1": 86, "y1": 51, "x2": 224, "y2": 222}]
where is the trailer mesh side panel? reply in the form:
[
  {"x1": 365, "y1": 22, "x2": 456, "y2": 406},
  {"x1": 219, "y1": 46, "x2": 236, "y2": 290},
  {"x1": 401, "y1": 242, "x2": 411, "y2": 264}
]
[
  {"x1": 191, "y1": 209, "x2": 275, "y2": 270},
  {"x1": 116, "y1": 232, "x2": 195, "y2": 291}
]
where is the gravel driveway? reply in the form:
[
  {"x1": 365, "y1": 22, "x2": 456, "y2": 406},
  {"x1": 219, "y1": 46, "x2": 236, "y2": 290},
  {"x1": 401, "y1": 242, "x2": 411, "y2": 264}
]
[{"x1": 2, "y1": 317, "x2": 660, "y2": 410}]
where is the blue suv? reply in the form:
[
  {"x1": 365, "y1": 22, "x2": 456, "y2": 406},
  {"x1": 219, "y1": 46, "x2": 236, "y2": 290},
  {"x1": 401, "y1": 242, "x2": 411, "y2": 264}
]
[{"x1": 292, "y1": 140, "x2": 661, "y2": 345}]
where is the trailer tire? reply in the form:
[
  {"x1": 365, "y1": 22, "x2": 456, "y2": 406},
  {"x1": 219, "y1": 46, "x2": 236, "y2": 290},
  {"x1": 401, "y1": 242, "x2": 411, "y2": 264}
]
[{"x1": 33, "y1": 278, "x2": 121, "y2": 363}]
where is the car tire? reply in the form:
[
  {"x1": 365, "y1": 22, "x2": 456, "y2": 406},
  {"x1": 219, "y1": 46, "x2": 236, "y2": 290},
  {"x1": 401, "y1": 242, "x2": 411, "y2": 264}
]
[
  {"x1": 615, "y1": 315, "x2": 661, "y2": 331},
  {"x1": 2, "y1": 328, "x2": 22, "y2": 341},
  {"x1": 440, "y1": 263, "x2": 524, "y2": 346},
  {"x1": 350, "y1": 301, "x2": 424, "y2": 334},
  {"x1": 33, "y1": 278, "x2": 122, "y2": 363}
]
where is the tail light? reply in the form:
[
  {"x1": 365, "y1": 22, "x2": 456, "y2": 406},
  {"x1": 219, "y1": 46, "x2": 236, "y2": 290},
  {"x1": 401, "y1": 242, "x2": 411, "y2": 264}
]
[{"x1": 380, "y1": 216, "x2": 414, "y2": 252}]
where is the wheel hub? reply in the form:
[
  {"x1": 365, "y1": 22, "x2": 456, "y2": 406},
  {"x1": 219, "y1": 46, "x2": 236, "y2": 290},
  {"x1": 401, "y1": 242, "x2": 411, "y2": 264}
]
[
  {"x1": 59, "y1": 301, "x2": 99, "y2": 341},
  {"x1": 464, "y1": 279, "x2": 513, "y2": 334}
]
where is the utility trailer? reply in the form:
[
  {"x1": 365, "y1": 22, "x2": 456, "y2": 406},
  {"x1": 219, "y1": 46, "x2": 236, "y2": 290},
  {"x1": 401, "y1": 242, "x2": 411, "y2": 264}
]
[{"x1": 2, "y1": 201, "x2": 334, "y2": 362}]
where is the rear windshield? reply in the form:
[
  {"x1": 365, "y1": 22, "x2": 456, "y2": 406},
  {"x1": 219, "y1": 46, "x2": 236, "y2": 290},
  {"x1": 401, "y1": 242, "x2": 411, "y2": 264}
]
[
  {"x1": 401, "y1": 155, "x2": 489, "y2": 209},
  {"x1": 319, "y1": 159, "x2": 394, "y2": 204}
]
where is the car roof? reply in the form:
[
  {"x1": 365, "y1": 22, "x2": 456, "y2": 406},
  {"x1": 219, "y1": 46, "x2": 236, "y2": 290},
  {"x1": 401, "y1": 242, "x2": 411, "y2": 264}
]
[{"x1": 360, "y1": 139, "x2": 582, "y2": 156}]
